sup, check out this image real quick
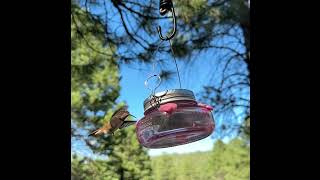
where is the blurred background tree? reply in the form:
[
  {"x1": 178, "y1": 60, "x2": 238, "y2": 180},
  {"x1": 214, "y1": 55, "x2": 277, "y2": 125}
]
[
  {"x1": 209, "y1": 139, "x2": 249, "y2": 180},
  {"x1": 150, "y1": 138, "x2": 249, "y2": 180},
  {"x1": 72, "y1": 3, "x2": 152, "y2": 179}
]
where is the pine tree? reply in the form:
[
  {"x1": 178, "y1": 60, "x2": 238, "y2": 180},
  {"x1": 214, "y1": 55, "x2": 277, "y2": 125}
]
[
  {"x1": 71, "y1": 2, "x2": 152, "y2": 179},
  {"x1": 103, "y1": 126, "x2": 152, "y2": 180},
  {"x1": 71, "y1": 2, "x2": 119, "y2": 134},
  {"x1": 210, "y1": 138, "x2": 250, "y2": 180}
]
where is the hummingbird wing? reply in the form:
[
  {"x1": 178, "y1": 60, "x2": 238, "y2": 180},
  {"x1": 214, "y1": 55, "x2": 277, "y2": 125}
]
[
  {"x1": 111, "y1": 105, "x2": 128, "y2": 118},
  {"x1": 119, "y1": 121, "x2": 136, "y2": 129}
]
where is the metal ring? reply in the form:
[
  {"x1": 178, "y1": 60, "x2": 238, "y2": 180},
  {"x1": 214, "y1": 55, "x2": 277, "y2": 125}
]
[{"x1": 144, "y1": 74, "x2": 162, "y2": 94}]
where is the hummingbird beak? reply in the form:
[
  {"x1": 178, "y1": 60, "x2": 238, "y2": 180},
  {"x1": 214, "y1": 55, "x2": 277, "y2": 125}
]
[{"x1": 129, "y1": 114, "x2": 136, "y2": 118}]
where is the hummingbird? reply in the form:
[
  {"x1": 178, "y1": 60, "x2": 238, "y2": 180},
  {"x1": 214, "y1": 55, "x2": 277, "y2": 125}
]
[{"x1": 88, "y1": 106, "x2": 137, "y2": 136}]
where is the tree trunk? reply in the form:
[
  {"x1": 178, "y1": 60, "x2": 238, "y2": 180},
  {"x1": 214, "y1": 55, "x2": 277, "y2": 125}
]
[
  {"x1": 240, "y1": 21, "x2": 250, "y2": 76},
  {"x1": 120, "y1": 168, "x2": 124, "y2": 180}
]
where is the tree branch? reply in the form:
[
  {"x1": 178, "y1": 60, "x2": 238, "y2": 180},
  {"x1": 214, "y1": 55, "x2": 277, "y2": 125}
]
[
  {"x1": 119, "y1": 2, "x2": 171, "y2": 20},
  {"x1": 113, "y1": 4, "x2": 148, "y2": 50},
  {"x1": 71, "y1": 12, "x2": 114, "y2": 57}
]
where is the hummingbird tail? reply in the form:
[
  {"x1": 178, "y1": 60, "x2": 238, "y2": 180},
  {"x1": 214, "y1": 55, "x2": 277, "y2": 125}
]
[{"x1": 88, "y1": 128, "x2": 107, "y2": 136}]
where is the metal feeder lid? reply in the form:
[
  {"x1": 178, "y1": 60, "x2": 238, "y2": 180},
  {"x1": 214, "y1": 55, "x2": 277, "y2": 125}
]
[{"x1": 143, "y1": 89, "x2": 196, "y2": 112}]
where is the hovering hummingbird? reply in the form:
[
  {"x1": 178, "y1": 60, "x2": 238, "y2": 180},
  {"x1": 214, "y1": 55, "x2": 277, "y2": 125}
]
[{"x1": 88, "y1": 106, "x2": 137, "y2": 136}]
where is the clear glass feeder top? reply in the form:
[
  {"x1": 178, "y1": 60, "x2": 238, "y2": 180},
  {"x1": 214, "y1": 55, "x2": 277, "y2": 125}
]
[{"x1": 136, "y1": 89, "x2": 215, "y2": 148}]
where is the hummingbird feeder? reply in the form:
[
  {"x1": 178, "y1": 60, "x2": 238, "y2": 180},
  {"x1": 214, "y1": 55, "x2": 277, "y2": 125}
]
[
  {"x1": 136, "y1": 89, "x2": 214, "y2": 148},
  {"x1": 135, "y1": 0, "x2": 215, "y2": 148}
]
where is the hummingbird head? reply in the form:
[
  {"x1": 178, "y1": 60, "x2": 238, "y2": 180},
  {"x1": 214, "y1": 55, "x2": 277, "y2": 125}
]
[
  {"x1": 111, "y1": 106, "x2": 137, "y2": 120},
  {"x1": 118, "y1": 111, "x2": 136, "y2": 120}
]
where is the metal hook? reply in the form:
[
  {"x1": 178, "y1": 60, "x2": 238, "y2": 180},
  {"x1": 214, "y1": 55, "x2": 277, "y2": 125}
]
[{"x1": 157, "y1": 7, "x2": 177, "y2": 41}]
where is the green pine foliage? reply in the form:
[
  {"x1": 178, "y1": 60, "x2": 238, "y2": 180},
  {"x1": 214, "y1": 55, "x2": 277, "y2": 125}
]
[
  {"x1": 71, "y1": 3, "x2": 152, "y2": 180},
  {"x1": 151, "y1": 138, "x2": 249, "y2": 180},
  {"x1": 210, "y1": 139, "x2": 250, "y2": 180}
]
